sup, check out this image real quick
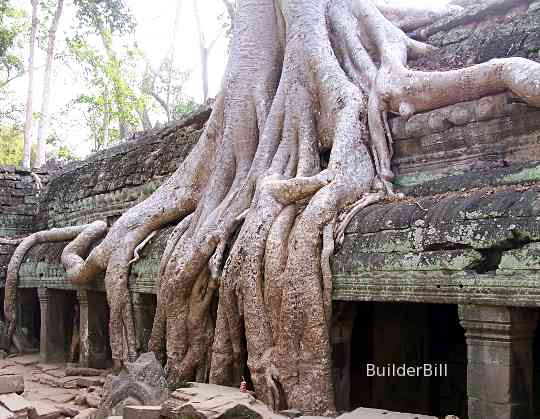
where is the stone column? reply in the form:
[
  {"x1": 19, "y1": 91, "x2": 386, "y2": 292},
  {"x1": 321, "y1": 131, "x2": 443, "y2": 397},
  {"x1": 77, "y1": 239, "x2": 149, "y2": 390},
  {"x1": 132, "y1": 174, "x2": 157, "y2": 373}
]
[
  {"x1": 132, "y1": 293, "x2": 156, "y2": 354},
  {"x1": 459, "y1": 305, "x2": 538, "y2": 419},
  {"x1": 77, "y1": 289, "x2": 110, "y2": 368},
  {"x1": 38, "y1": 288, "x2": 66, "y2": 362}
]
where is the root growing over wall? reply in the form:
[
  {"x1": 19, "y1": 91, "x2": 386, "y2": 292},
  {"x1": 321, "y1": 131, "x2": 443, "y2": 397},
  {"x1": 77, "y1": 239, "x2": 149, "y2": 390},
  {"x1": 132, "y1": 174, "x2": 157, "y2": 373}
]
[{"x1": 5, "y1": 0, "x2": 540, "y2": 414}]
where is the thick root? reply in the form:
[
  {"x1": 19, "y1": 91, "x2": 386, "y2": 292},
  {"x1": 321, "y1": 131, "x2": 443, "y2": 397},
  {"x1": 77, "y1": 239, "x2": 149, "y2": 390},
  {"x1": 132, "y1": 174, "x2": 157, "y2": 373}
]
[{"x1": 4, "y1": 222, "x2": 107, "y2": 328}]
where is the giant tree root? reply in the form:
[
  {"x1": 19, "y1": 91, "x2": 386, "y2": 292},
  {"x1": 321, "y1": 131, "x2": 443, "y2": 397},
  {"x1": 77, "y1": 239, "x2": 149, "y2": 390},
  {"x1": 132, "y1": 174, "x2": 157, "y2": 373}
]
[
  {"x1": 6, "y1": 0, "x2": 540, "y2": 415},
  {"x1": 4, "y1": 221, "x2": 107, "y2": 337}
]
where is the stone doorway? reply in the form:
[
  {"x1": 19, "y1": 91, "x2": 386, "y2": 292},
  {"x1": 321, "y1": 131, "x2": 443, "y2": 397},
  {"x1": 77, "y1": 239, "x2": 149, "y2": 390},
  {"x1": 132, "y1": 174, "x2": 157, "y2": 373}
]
[
  {"x1": 17, "y1": 288, "x2": 41, "y2": 350},
  {"x1": 336, "y1": 302, "x2": 467, "y2": 418}
]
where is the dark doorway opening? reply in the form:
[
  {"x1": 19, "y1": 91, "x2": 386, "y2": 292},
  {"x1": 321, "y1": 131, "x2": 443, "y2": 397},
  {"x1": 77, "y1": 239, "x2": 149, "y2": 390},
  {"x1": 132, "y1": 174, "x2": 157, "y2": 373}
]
[{"x1": 347, "y1": 302, "x2": 467, "y2": 418}]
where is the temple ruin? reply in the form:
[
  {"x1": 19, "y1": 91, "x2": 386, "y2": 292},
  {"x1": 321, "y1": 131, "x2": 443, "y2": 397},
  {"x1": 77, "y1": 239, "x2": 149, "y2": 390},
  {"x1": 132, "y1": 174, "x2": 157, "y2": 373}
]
[{"x1": 1, "y1": 1, "x2": 540, "y2": 418}]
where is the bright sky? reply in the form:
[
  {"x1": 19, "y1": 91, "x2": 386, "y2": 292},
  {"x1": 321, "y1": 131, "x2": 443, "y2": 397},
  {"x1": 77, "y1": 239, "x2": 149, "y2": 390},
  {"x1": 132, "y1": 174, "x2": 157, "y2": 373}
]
[{"x1": 9, "y1": 0, "x2": 450, "y2": 159}]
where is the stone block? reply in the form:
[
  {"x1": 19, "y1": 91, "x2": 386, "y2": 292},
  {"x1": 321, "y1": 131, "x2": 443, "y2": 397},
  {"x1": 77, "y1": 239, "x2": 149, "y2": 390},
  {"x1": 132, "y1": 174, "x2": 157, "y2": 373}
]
[
  {"x1": 72, "y1": 408, "x2": 97, "y2": 419},
  {"x1": 27, "y1": 401, "x2": 61, "y2": 419},
  {"x1": 0, "y1": 394, "x2": 33, "y2": 413},
  {"x1": 0, "y1": 376, "x2": 24, "y2": 395},
  {"x1": 0, "y1": 405, "x2": 15, "y2": 419},
  {"x1": 123, "y1": 406, "x2": 161, "y2": 419}
]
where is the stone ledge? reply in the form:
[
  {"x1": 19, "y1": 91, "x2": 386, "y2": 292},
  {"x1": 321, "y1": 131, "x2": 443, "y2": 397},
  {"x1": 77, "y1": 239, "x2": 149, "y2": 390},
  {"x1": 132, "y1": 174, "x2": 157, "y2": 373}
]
[{"x1": 333, "y1": 271, "x2": 540, "y2": 306}]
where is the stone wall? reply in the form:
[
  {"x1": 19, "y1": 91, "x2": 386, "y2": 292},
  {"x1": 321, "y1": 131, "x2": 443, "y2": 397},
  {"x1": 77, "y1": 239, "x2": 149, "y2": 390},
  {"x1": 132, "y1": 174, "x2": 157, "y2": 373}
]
[
  {"x1": 410, "y1": 0, "x2": 540, "y2": 70},
  {"x1": 0, "y1": 166, "x2": 43, "y2": 285},
  {"x1": 35, "y1": 115, "x2": 206, "y2": 230}
]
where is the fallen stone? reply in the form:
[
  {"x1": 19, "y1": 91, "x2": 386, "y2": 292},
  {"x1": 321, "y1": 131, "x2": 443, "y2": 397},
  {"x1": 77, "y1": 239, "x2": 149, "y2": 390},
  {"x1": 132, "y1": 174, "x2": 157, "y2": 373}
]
[
  {"x1": 12, "y1": 357, "x2": 39, "y2": 368},
  {"x1": 64, "y1": 369, "x2": 107, "y2": 379},
  {"x1": 0, "y1": 405, "x2": 15, "y2": 419},
  {"x1": 280, "y1": 409, "x2": 302, "y2": 418},
  {"x1": 122, "y1": 406, "x2": 160, "y2": 419},
  {"x1": 72, "y1": 397, "x2": 85, "y2": 407},
  {"x1": 0, "y1": 376, "x2": 24, "y2": 395},
  {"x1": 84, "y1": 396, "x2": 100, "y2": 409},
  {"x1": 27, "y1": 401, "x2": 62, "y2": 419},
  {"x1": 98, "y1": 353, "x2": 168, "y2": 418},
  {"x1": 164, "y1": 383, "x2": 283, "y2": 419},
  {"x1": 44, "y1": 371, "x2": 66, "y2": 380},
  {"x1": 72, "y1": 409, "x2": 96, "y2": 419},
  {"x1": 0, "y1": 394, "x2": 33, "y2": 413},
  {"x1": 55, "y1": 406, "x2": 79, "y2": 418},
  {"x1": 44, "y1": 395, "x2": 75, "y2": 405},
  {"x1": 36, "y1": 365, "x2": 61, "y2": 373},
  {"x1": 75, "y1": 378, "x2": 104, "y2": 389},
  {"x1": 337, "y1": 407, "x2": 438, "y2": 418}
]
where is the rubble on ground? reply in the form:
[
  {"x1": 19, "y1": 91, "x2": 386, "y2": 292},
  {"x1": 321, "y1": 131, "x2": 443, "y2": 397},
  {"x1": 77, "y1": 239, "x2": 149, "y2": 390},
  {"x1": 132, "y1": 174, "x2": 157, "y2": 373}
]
[{"x1": 0, "y1": 354, "x2": 110, "y2": 419}]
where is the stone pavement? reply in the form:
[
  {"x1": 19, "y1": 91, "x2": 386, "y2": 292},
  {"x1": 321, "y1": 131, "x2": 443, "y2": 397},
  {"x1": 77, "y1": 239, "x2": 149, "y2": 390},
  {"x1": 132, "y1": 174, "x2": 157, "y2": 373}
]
[{"x1": 0, "y1": 353, "x2": 108, "y2": 419}]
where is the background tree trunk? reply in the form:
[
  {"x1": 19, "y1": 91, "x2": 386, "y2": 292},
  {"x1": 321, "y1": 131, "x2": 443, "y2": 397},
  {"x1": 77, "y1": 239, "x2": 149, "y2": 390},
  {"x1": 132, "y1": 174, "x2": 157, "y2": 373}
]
[
  {"x1": 22, "y1": 0, "x2": 38, "y2": 169},
  {"x1": 35, "y1": 0, "x2": 65, "y2": 168}
]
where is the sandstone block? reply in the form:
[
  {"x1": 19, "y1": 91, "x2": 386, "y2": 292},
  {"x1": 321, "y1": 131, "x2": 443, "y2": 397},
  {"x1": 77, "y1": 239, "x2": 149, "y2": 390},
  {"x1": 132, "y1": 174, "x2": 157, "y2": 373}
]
[
  {"x1": 0, "y1": 376, "x2": 24, "y2": 395},
  {"x1": 122, "y1": 406, "x2": 161, "y2": 419},
  {"x1": 0, "y1": 394, "x2": 33, "y2": 413}
]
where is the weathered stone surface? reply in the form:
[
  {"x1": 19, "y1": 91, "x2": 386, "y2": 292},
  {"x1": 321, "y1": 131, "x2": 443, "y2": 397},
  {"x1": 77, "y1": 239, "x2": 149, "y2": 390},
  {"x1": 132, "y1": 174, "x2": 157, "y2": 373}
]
[
  {"x1": 0, "y1": 376, "x2": 24, "y2": 395},
  {"x1": 459, "y1": 305, "x2": 538, "y2": 419},
  {"x1": 72, "y1": 408, "x2": 97, "y2": 419},
  {"x1": 27, "y1": 400, "x2": 62, "y2": 419},
  {"x1": 0, "y1": 405, "x2": 15, "y2": 419},
  {"x1": 338, "y1": 407, "x2": 437, "y2": 418},
  {"x1": 410, "y1": 0, "x2": 540, "y2": 67},
  {"x1": 122, "y1": 406, "x2": 160, "y2": 419},
  {"x1": 0, "y1": 394, "x2": 33, "y2": 413},
  {"x1": 162, "y1": 383, "x2": 281, "y2": 419},
  {"x1": 97, "y1": 353, "x2": 167, "y2": 419}
]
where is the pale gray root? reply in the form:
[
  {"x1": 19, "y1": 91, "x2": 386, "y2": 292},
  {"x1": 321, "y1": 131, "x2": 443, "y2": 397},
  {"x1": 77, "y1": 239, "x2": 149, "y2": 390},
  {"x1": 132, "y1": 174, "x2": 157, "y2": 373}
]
[
  {"x1": 334, "y1": 191, "x2": 385, "y2": 246},
  {"x1": 129, "y1": 230, "x2": 158, "y2": 266},
  {"x1": 321, "y1": 220, "x2": 335, "y2": 329},
  {"x1": 71, "y1": 93, "x2": 226, "y2": 371},
  {"x1": 4, "y1": 222, "x2": 106, "y2": 337},
  {"x1": 62, "y1": 221, "x2": 109, "y2": 284},
  {"x1": 30, "y1": 172, "x2": 42, "y2": 192},
  {"x1": 344, "y1": 0, "x2": 540, "y2": 191},
  {"x1": 373, "y1": 0, "x2": 463, "y2": 31}
]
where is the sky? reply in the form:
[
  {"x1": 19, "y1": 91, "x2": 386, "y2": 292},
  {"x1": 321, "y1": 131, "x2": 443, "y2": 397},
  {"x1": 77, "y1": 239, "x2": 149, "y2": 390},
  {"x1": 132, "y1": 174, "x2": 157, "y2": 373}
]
[{"x1": 9, "y1": 0, "x2": 450, "y2": 159}]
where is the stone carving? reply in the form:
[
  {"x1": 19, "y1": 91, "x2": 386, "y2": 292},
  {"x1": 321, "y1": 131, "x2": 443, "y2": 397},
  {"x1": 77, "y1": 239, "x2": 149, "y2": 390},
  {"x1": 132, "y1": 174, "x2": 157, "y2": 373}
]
[{"x1": 97, "y1": 352, "x2": 168, "y2": 418}]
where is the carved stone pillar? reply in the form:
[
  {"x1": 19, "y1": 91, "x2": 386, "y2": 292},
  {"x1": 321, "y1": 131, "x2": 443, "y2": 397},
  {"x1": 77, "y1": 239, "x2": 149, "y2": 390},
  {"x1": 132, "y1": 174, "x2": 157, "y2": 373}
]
[
  {"x1": 77, "y1": 289, "x2": 110, "y2": 368},
  {"x1": 38, "y1": 288, "x2": 66, "y2": 362},
  {"x1": 132, "y1": 293, "x2": 156, "y2": 354},
  {"x1": 459, "y1": 305, "x2": 538, "y2": 419}
]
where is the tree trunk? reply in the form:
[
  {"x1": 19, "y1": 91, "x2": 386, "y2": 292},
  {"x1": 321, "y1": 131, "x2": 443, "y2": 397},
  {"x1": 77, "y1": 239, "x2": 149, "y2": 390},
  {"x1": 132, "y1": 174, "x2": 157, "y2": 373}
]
[
  {"x1": 35, "y1": 0, "x2": 65, "y2": 168},
  {"x1": 6, "y1": 0, "x2": 540, "y2": 415},
  {"x1": 22, "y1": 0, "x2": 38, "y2": 169},
  {"x1": 193, "y1": 0, "x2": 209, "y2": 101}
]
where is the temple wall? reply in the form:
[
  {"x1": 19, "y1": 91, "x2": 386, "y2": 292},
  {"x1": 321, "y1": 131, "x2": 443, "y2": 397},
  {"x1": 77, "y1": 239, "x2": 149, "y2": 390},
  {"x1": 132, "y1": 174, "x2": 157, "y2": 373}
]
[{"x1": 0, "y1": 166, "x2": 43, "y2": 285}]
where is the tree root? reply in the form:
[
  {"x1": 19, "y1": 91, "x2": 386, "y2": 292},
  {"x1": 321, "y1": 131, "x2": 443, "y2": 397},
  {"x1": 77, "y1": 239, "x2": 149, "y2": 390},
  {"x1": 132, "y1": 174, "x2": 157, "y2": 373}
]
[
  {"x1": 4, "y1": 221, "x2": 107, "y2": 338},
  {"x1": 129, "y1": 231, "x2": 158, "y2": 266}
]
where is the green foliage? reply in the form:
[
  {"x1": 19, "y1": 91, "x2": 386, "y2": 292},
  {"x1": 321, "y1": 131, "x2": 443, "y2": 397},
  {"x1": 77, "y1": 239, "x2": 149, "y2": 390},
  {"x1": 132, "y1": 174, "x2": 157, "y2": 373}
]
[
  {"x1": 0, "y1": 0, "x2": 26, "y2": 87},
  {"x1": 73, "y1": 0, "x2": 135, "y2": 35},
  {"x1": 46, "y1": 133, "x2": 79, "y2": 162},
  {"x1": 0, "y1": 124, "x2": 23, "y2": 165},
  {"x1": 173, "y1": 97, "x2": 198, "y2": 120}
]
